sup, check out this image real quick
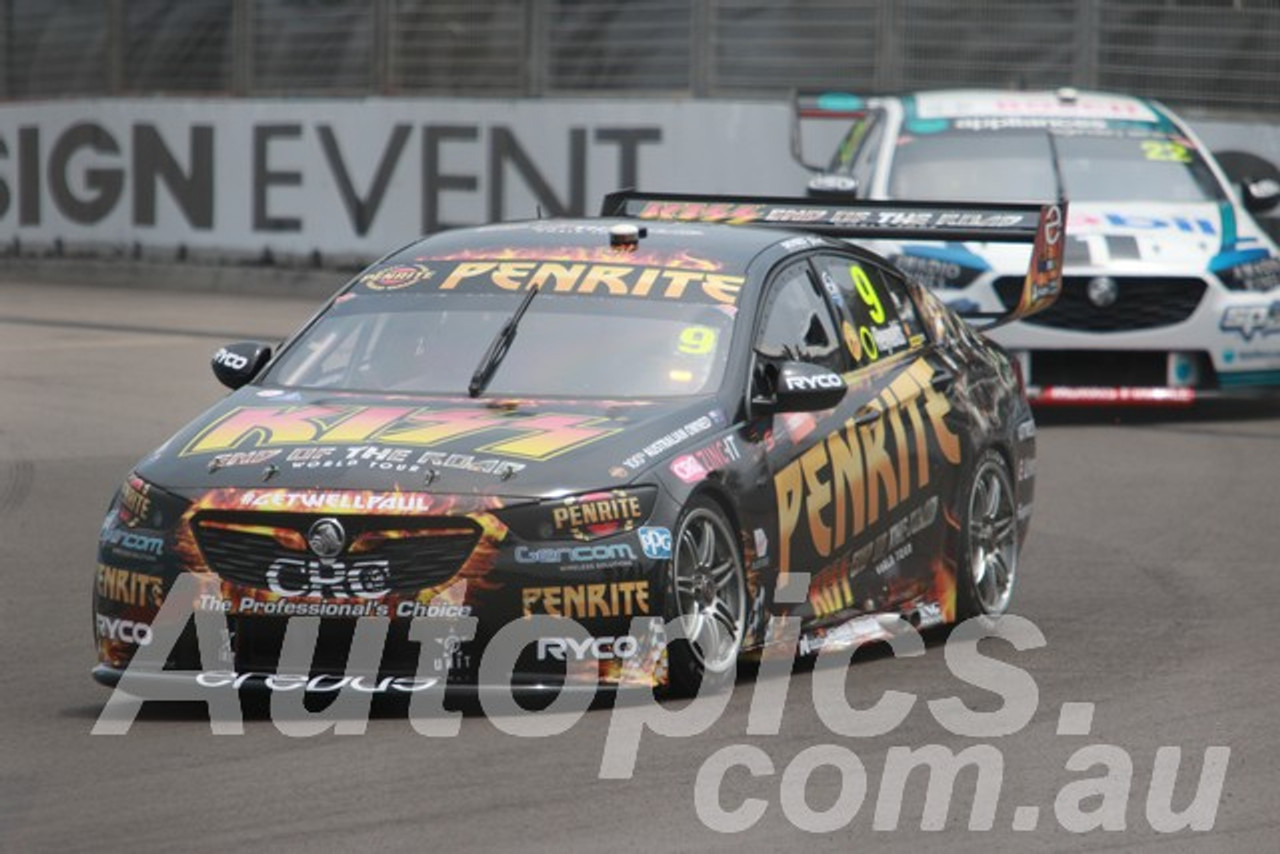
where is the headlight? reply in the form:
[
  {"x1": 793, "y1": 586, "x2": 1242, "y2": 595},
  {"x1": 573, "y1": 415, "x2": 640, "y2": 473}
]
[
  {"x1": 498, "y1": 486, "x2": 658, "y2": 542},
  {"x1": 107, "y1": 472, "x2": 189, "y2": 532},
  {"x1": 1213, "y1": 255, "x2": 1280, "y2": 292},
  {"x1": 99, "y1": 473, "x2": 190, "y2": 567},
  {"x1": 889, "y1": 251, "x2": 987, "y2": 290}
]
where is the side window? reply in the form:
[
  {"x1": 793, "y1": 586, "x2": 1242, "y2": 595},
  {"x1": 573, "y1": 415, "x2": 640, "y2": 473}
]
[
  {"x1": 756, "y1": 262, "x2": 845, "y2": 372},
  {"x1": 879, "y1": 264, "x2": 926, "y2": 347},
  {"x1": 812, "y1": 254, "x2": 925, "y2": 368}
]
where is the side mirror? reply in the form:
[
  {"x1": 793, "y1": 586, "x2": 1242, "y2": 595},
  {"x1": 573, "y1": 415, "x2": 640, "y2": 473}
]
[
  {"x1": 1212, "y1": 150, "x2": 1280, "y2": 215},
  {"x1": 211, "y1": 342, "x2": 272, "y2": 390},
  {"x1": 753, "y1": 359, "x2": 847, "y2": 415},
  {"x1": 1243, "y1": 177, "x2": 1280, "y2": 214}
]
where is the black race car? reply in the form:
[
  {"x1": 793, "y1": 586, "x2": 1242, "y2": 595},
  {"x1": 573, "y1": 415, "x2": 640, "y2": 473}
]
[{"x1": 93, "y1": 191, "x2": 1064, "y2": 696}]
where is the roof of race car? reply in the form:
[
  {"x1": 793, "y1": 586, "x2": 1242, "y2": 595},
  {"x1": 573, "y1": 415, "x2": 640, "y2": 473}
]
[
  {"x1": 904, "y1": 88, "x2": 1160, "y2": 123},
  {"x1": 898, "y1": 88, "x2": 1182, "y2": 136},
  {"x1": 347, "y1": 218, "x2": 805, "y2": 299},
  {"x1": 804, "y1": 87, "x2": 1175, "y2": 134},
  {"x1": 390, "y1": 218, "x2": 795, "y2": 265}
]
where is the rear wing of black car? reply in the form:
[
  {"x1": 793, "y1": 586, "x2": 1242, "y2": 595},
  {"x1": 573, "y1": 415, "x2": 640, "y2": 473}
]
[{"x1": 600, "y1": 190, "x2": 1066, "y2": 327}]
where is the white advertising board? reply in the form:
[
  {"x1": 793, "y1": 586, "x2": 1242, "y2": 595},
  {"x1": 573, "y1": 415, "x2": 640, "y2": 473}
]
[{"x1": 0, "y1": 98, "x2": 810, "y2": 258}]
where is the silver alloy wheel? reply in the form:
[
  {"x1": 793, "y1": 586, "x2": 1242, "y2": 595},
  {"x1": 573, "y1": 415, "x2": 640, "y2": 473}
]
[
  {"x1": 967, "y1": 456, "x2": 1018, "y2": 614},
  {"x1": 671, "y1": 507, "x2": 745, "y2": 674}
]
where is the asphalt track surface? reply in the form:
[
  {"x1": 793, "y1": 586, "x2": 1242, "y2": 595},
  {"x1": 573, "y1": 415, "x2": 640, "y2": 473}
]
[{"x1": 2, "y1": 280, "x2": 1279, "y2": 853}]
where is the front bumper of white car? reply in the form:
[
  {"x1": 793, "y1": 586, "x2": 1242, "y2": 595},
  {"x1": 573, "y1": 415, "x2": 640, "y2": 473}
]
[{"x1": 943, "y1": 269, "x2": 1280, "y2": 405}]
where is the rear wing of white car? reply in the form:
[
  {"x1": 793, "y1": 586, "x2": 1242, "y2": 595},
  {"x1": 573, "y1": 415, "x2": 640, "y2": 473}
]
[{"x1": 600, "y1": 190, "x2": 1067, "y2": 327}]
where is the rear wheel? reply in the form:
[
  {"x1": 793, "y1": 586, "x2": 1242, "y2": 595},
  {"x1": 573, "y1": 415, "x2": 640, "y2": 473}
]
[
  {"x1": 664, "y1": 499, "x2": 746, "y2": 695},
  {"x1": 956, "y1": 450, "x2": 1018, "y2": 618}
]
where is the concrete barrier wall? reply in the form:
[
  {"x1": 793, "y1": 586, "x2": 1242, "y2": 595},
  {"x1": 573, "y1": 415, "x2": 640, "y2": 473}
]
[{"x1": 0, "y1": 97, "x2": 1276, "y2": 267}]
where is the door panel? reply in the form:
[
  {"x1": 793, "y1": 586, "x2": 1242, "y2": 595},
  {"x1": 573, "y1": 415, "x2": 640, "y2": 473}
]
[{"x1": 766, "y1": 253, "x2": 968, "y2": 627}]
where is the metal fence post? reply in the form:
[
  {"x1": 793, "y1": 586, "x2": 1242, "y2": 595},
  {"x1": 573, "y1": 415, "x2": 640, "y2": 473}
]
[
  {"x1": 373, "y1": 0, "x2": 391, "y2": 94},
  {"x1": 0, "y1": 0, "x2": 9, "y2": 100},
  {"x1": 1074, "y1": 0, "x2": 1099, "y2": 89},
  {"x1": 106, "y1": 0, "x2": 124, "y2": 94},
  {"x1": 232, "y1": 0, "x2": 252, "y2": 96},
  {"x1": 527, "y1": 0, "x2": 548, "y2": 97},
  {"x1": 692, "y1": 0, "x2": 711, "y2": 98},
  {"x1": 874, "y1": 0, "x2": 902, "y2": 91}
]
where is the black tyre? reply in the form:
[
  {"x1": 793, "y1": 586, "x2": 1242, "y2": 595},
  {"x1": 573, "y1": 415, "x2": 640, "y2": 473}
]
[
  {"x1": 955, "y1": 449, "x2": 1019, "y2": 619},
  {"x1": 663, "y1": 498, "x2": 746, "y2": 695}
]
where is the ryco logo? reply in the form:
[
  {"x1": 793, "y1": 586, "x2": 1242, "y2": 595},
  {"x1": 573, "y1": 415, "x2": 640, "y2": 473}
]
[
  {"x1": 213, "y1": 348, "x2": 249, "y2": 371},
  {"x1": 535, "y1": 635, "x2": 638, "y2": 661},
  {"x1": 96, "y1": 615, "x2": 153, "y2": 646},
  {"x1": 784, "y1": 373, "x2": 844, "y2": 391}
]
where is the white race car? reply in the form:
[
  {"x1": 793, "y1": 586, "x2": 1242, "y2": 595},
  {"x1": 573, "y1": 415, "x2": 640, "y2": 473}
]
[{"x1": 794, "y1": 87, "x2": 1280, "y2": 404}]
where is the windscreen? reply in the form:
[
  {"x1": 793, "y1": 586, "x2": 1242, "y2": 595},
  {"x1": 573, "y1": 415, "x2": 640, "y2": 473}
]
[
  {"x1": 887, "y1": 130, "x2": 1225, "y2": 203},
  {"x1": 264, "y1": 291, "x2": 737, "y2": 398}
]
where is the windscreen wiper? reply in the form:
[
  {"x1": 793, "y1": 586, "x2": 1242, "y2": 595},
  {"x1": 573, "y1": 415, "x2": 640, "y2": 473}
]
[{"x1": 468, "y1": 284, "x2": 540, "y2": 398}]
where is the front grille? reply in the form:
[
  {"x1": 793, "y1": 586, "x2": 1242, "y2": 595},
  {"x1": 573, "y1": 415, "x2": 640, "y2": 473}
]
[
  {"x1": 191, "y1": 511, "x2": 480, "y2": 595},
  {"x1": 994, "y1": 276, "x2": 1206, "y2": 331}
]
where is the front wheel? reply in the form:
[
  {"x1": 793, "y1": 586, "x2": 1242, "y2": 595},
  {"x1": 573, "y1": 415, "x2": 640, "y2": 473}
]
[
  {"x1": 956, "y1": 449, "x2": 1019, "y2": 619},
  {"x1": 664, "y1": 499, "x2": 746, "y2": 695}
]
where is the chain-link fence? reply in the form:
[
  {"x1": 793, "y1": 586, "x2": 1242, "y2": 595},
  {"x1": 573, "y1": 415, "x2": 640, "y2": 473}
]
[{"x1": 2, "y1": 0, "x2": 1279, "y2": 115}]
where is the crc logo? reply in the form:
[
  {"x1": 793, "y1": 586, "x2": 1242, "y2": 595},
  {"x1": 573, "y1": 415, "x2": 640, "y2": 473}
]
[
  {"x1": 535, "y1": 635, "x2": 639, "y2": 661},
  {"x1": 266, "y1": 557, "x2": 391, "y2": 600},
  {"x1": 669, "y1": 454, "x2": 708, "y2": 484},
  {"x1": 307, "y1": 517, "x2": 346, "y2": 558},
  {"x1": 213, "y1": 348, "x2": 249, "y2": 371},
  {"x1": 1221, "y1": 302, "x2": 1280, "y2": 340},
  {"x1": 96, "y1": 615, "x2": 152, "y2": 646},
  {"x1": 638, "y1": 526, "x2": 673, "y2": 560}
]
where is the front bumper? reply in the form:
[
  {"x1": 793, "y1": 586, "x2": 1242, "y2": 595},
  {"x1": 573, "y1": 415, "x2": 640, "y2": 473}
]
[
  {"x1": 941, "y1": 269, "x2": 1280, "y2": 399},
  {"x1": 89, "y1": 661, "x2": 659, "y2": 698},
  {"x1": 95, "y1": 484, "x2": 677, "y2": 690}
]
